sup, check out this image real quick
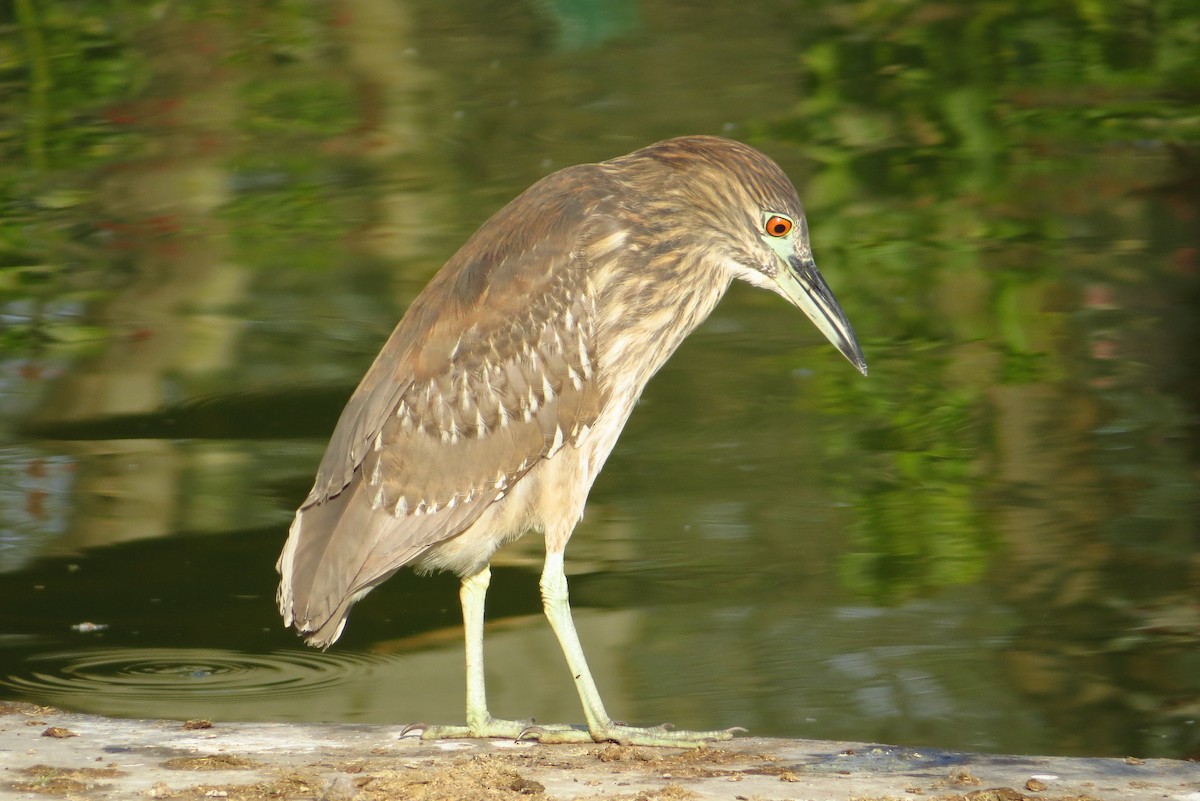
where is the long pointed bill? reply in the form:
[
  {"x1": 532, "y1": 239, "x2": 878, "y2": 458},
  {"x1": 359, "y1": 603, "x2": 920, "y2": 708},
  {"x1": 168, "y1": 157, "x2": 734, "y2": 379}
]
[{"x1": 774, "y1": 255, "x2": 868, "y2": 376}]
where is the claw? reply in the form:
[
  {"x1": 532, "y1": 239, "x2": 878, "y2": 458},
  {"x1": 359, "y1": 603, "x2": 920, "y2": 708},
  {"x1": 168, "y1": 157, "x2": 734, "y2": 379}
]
[
  {"x1": 400, "y1": 722, "x2": 427, "y2": 738},
  {"x1": 515, "y1": 725, "x2": 542, "y2": 741}
]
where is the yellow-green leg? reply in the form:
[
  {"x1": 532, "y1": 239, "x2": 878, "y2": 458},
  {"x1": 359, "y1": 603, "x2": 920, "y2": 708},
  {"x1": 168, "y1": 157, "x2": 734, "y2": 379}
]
[
  {"x1": 418, "y1": 553, "x2": 744, "y2": 746},
  {"x1": 530, "y1": 549, "x2": 743, "y2": 746},
  {"x1": 418, "y1": 565, "x2": 581, "y2": 740}
]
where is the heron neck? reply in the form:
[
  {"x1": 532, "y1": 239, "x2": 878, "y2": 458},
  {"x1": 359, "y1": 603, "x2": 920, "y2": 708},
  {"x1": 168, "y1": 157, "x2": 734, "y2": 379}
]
[{"x1": 591, "y1": 248, "x2": 733, "y2": 399}]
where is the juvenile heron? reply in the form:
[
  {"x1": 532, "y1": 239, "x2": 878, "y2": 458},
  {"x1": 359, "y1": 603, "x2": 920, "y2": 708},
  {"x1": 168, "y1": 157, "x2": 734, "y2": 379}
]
[{"x1": 277, "y1": 135, "x2": 867, "y2": 746}]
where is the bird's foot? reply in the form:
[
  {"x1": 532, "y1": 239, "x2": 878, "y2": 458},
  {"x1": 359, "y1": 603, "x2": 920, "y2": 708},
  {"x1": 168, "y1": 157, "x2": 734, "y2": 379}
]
[
  {"x1": 404, "y1": 716, "x2": 581, "y2": 741},
  {"x1": 407, "y1": 718, "x2": 745, "y2": 748},
  {"x1": 526, "y1": 721, "x2": 747, "y2": 748}
]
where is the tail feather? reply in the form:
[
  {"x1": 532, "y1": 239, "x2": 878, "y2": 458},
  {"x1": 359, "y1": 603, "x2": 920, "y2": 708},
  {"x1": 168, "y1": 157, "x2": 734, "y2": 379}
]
[
  {"x1": 276, "y1": 467, "x2": 497, "y2": 648},
  {"x1": 276, "y1": 472, "x2": 418, "y2": 648}
]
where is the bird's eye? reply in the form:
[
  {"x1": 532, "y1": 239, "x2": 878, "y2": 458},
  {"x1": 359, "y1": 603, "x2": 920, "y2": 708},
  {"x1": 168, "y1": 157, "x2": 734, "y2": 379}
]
[{"x1": 764, "y1": 215, "x2": 793, "y2": 237}]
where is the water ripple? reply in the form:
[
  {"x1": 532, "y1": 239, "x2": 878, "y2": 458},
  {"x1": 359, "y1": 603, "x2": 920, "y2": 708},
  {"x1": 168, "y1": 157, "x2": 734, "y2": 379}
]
[{"x1": 2, "y1": 647, "x2": 384, "y2": 707}]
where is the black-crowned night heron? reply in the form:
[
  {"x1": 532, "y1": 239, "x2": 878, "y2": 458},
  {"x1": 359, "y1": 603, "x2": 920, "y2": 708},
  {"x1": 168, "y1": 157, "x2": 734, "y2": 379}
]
[{"x1": 277, "y1": 136, "x2": 867, "y2": 746}]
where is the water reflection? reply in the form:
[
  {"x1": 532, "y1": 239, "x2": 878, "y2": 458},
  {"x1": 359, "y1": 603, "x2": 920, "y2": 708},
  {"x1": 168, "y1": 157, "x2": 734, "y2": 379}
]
[{"x1": 0, "y1": 0, "x2": 1197, "y2": 761}]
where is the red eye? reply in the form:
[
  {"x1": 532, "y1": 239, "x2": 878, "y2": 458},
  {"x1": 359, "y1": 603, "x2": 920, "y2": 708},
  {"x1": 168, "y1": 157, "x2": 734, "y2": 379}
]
[{"x1": 764, "y1": 215, "x2": 793, "y2": 237}]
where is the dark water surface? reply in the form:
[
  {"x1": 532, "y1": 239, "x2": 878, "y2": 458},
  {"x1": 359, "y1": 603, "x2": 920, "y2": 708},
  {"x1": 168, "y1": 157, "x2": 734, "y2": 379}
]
[{"x1": 2, "y1": 1, "x2": 1198, "y2": 759}]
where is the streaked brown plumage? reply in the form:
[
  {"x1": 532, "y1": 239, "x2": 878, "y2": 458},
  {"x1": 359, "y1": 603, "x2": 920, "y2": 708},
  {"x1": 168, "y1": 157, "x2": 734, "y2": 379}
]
[{"x1": 277, "y1": 135, "x2": 866, "y2": 746}]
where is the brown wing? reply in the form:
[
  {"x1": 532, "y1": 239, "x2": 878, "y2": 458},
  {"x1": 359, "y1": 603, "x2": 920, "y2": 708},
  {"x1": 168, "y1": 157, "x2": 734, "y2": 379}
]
[{"x1": 278, "y1": 165, "x2": 615, "y2": 646}]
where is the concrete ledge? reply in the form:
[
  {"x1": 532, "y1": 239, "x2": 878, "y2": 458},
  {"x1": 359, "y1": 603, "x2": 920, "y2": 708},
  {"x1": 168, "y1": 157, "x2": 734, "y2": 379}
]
[{"x1": 2, "y1": 702, "x2": 1197, "y2": 800}]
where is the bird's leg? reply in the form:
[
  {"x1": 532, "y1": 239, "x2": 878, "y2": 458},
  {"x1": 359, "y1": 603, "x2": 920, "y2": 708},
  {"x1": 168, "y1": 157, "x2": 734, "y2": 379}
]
[
  {"x1": 537, "y1": 549, "x2": 612, "y2": 730},
  {"x1": 417, "y1": 566, "x2": 525, "y2": 739},
  {"x1": 415, "y1": 554, "x2": 742, "y2": 746},
  {"x1": 416, "y1": 565, "x2": 579, "y2": 741},
  {"x1": 531, "y1": 548, "x2": 745, "y2": 747},
  {"x1": 460, "y1": 565, "x2": 502, "y2": 731}
]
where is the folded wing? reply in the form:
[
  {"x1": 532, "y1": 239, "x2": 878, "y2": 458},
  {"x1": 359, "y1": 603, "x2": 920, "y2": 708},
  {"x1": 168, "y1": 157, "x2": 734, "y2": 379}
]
[{"x1": 277, "y1": 166, "x2": 616, "y2": 647}]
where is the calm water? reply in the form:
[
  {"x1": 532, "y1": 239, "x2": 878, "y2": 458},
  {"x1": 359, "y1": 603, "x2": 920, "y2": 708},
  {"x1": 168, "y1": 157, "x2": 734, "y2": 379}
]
[{"x1": 1, "y1": 1, "x2": 1198, "y2": 760}]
